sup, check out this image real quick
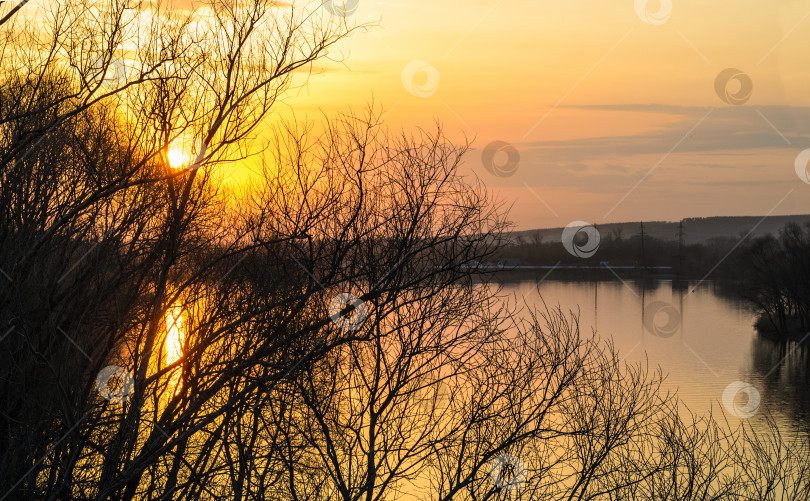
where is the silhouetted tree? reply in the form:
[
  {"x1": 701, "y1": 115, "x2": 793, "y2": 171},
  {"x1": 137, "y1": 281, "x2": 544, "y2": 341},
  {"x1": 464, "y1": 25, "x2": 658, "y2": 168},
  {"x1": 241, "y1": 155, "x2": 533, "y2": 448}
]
[
  {"x1": 741, "y1": 223, "x2": 810, "y2": 337},
  {"x1": 3, "y1": 0, "x2": 810, "y2": 500}
]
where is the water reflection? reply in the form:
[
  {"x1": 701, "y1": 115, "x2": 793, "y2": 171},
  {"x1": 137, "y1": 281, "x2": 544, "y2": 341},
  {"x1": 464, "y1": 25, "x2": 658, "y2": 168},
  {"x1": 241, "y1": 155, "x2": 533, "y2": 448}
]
[
  {"x1": 166, "y1": 304, "x2": 184, "y2": 367},
  {"x1": 502, "y1": 278, "x2": 810, "y2": 430},
  {"x1": 165, "y1": 303, "x2": 185, "y2": 394},
  {"x1": 751, "y1": 335, "x2": 810, "y2": 424}
]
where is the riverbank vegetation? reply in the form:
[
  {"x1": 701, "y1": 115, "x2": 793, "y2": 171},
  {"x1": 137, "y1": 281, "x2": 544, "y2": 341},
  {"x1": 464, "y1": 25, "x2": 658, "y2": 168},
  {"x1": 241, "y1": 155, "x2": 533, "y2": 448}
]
[{"x1": 738, "y1": 223, "x2": 810, "y2": 339}]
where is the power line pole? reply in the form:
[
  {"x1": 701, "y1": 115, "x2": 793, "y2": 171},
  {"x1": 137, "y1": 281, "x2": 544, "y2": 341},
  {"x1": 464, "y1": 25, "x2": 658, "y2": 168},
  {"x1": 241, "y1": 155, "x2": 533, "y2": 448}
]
[
  {"x1": 677, "y1": 220, "x2": 684, "y2": 278},
  {"x1": 640, "y1": 221, "x2": 646, "y2": 269}
]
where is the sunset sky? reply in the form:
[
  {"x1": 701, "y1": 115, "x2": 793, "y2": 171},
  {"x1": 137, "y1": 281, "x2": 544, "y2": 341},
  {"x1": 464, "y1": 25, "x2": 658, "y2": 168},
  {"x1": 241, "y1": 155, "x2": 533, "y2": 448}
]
[{"x1": 278, "y1": 0, "x2": 810, "y2": 230}]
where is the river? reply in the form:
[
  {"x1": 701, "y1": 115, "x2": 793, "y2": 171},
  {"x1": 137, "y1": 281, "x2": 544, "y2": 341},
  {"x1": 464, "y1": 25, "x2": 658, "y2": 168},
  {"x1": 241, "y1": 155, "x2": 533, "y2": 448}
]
[{"x1": 501, "y1": 278, "x2": 810, "y2": 431}]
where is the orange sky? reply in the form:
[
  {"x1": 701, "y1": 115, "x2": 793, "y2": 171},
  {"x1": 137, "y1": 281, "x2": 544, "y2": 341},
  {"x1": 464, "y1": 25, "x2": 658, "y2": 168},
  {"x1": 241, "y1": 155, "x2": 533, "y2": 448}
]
[
  {"x1": 273, "y1": 0, "x2": 810, "y2": 230},
  {"x1": 18, "y1": 0, "x2": 809, "y2": 230}
]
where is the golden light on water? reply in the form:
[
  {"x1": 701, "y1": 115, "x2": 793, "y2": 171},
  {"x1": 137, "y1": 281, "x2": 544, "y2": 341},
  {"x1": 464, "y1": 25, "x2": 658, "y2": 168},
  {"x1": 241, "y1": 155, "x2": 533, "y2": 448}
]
[
  {"x1": 166, "y1": 305, "x2": 184, "y2": 367},
  {"x1": 165, "y1": 304, "x2": 184, "y2": 394}
]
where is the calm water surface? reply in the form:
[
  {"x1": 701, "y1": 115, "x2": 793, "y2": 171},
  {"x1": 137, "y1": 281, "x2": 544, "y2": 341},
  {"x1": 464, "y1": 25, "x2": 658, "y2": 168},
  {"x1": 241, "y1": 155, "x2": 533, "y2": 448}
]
[{"x1": 502, "y1": 279, "x2": 810, "y2": 430}]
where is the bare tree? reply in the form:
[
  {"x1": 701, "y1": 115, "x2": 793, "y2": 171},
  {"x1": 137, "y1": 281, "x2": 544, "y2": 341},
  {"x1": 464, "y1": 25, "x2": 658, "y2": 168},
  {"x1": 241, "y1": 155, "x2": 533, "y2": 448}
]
[
  {"x1": 740, "y1": 223, "x2": 810, "y2": 336},
  {"x1": 4, "y1": 0, "x2": 810, "y2": 500},
  {"x1": 0, "y1": 0, "x2": 378, "y2": 498}
]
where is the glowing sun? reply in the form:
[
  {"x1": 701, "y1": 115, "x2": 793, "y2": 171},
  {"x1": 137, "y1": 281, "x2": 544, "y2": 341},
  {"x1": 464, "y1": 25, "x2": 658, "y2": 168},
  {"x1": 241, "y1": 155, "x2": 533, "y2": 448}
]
[
  {"x1": 167, "y1": 147, "x2": 189, "y2": 169},
  {"x1": 166, "y1": 135, "x2": 204, "y2": 169}
]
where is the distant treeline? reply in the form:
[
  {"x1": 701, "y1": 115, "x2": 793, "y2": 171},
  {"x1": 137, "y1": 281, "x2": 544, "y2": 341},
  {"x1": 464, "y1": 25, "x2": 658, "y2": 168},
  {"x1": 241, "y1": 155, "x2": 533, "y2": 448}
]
[{"x1": 491, "y1": 225, "x2": 743, "y2": 278}]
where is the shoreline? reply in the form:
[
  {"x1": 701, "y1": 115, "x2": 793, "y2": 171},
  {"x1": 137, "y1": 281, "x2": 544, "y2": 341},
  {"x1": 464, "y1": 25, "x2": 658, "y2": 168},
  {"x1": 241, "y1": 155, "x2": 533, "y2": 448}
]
[{"x1": 474, "y1": 267, "x2": 738, "y2": 282}]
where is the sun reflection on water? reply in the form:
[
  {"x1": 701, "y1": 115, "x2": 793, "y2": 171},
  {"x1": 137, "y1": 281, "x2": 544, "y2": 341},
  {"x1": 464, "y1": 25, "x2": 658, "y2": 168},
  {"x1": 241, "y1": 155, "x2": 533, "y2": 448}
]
[{"x1": 166, "y1": 305, "x2": 184, "y2": 394}]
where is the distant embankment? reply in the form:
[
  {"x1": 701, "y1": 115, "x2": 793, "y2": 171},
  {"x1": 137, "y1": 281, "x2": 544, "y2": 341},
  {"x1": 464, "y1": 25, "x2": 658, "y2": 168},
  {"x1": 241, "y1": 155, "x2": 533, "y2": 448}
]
[
  {"x1": 487, "y1": 214, "x2": 810, "y2": 282},
  {"x1": 508, "y1": 214, "x2": 810, "y2": 245}
]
